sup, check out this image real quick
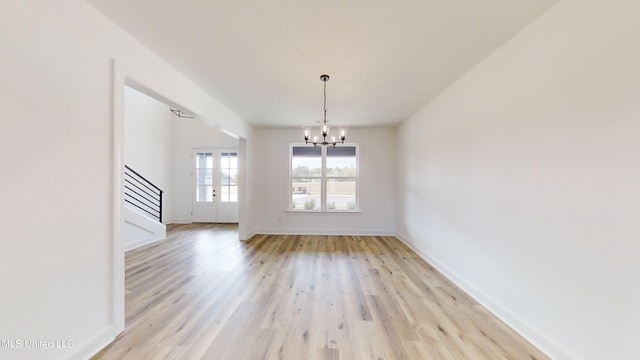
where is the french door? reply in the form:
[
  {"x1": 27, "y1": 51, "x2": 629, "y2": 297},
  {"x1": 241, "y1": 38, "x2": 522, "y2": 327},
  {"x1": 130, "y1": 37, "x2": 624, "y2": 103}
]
[{"x1": 192, "y1": 149, "x2": 239, "y2": 223}]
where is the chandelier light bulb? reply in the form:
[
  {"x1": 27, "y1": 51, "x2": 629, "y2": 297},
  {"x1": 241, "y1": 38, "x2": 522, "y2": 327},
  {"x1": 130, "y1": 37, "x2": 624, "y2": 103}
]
[
  {"x1": 339, "y1": 127, "x2": 347, "y2": 142},
  {"x1": 322, "y1": 124, "x2": 330, "y2": 137},
  {"x1": 303, "y1": 127, "x2": 311, "y2": 143}
]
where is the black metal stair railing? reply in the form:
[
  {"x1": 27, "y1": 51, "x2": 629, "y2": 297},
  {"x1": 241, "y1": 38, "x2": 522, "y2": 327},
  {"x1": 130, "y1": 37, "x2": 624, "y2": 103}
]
[{"x1": 124, "y1": 165, "x2": 164, "y2": 223}]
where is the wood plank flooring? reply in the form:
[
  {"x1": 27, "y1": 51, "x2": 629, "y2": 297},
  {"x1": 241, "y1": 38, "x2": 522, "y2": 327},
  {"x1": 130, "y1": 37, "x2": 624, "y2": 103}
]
[{"x1": 93, "y1": 223, "x2": 547, "y2": 360}]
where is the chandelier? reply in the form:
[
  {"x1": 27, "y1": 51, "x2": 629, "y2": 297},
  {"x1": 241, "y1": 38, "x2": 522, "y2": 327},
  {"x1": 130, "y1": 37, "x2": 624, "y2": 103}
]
[{"x1": 303, "y1": 74, "x2": 347, "y2": 147}]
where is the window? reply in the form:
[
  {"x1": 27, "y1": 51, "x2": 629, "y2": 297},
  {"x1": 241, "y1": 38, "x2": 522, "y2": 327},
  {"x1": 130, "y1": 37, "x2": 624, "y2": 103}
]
[
  {"x1": 326, "y1": 146, "x2": 357, "y2": 210},
  {"x1": 290, "y1": 144, "x2": 358, "y2": 211},
  {"x1": 195, "y1": 152, "x2": 214, "y2": 202},
  {"x1": 220, "y1": 152, "x2": 238, "y2": 202}
]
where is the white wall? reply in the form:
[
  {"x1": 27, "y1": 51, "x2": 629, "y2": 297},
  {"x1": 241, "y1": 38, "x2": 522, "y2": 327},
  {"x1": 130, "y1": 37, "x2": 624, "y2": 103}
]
[
  {"x1": 396, "y1": 1, "x2": 640, "y2": 359},
  {"x1": 171, "y1": 117, "x2": 239, "y2": 223},
  {"x1": 0, "y1": 0, "x2": 251, "y2": 359},
  {"x1": 125, "y1": 86, "x2": 173, "y2": 223},
  {"x1": 252, "y1": 127, "x2": 396, "y2": 235}
]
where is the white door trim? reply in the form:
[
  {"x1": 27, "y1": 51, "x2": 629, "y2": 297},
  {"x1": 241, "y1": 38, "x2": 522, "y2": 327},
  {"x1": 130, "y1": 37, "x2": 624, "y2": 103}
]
[{"x1": 112, "y1": 59, "x2": 125, "y2": 336}]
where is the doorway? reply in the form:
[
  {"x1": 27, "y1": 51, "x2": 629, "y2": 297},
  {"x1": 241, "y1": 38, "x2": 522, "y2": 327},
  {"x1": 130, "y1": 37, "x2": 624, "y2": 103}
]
[
  {"x1": 192, "y1": 149, "x2": 239, "y2": 223},
  {"x1": 112, "y1": 63, "x2": 249, "y2": 345}
]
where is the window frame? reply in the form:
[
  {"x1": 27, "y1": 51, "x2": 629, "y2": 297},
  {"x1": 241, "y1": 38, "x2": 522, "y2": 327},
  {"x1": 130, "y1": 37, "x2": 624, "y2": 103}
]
[
  {"x1": 219, "y1": 151, "x2": 238, "y2": 203},
  {"x1": 194, "y1": 151, "x2": 215, "y2": 203},
  {"x1": 289, "y1": 143, "x2": 359, "y2": 212}
]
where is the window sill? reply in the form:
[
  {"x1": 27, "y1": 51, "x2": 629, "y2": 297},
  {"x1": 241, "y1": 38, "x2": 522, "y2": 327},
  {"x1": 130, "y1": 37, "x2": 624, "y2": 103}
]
[{"x1": 285, "y1": 210, "x2": 362, "y2": 214}]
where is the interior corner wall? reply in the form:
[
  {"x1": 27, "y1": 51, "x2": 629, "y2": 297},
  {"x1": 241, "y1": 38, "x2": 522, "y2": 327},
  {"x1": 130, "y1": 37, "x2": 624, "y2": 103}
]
[
  {"x1": 251, "y1": 127, "x2": 396, "y2": 235},
  {"x1": 124, "y1": 86, "x2": 173, "y2": 223},
  {"x1": 0, "y1": 1, "x2": 250, "y2": 359},
  {"x1": 396, "y1": 1, "x2": 640, "y2": 359},
  {"x1": 238, "y1": 130, "x2": 255, "y2": 240}
]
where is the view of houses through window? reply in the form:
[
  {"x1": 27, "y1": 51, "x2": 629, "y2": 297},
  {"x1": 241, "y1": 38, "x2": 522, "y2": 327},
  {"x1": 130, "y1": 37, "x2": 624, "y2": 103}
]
[{"x1": 290, "y1": 145, "x2": 358, "y2": 211}]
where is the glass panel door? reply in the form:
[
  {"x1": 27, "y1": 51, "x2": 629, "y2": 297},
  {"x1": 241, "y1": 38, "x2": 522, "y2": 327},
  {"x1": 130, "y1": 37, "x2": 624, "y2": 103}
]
[
  {"x1": 191, "y1": 149, "x2": 239, "y2": 223},
  {"x1": 192, "y1": 151, "x2": 217, "y2": 222},
  {"x1": 195, "y1": 152, "x2": 214, "y2": 202}
]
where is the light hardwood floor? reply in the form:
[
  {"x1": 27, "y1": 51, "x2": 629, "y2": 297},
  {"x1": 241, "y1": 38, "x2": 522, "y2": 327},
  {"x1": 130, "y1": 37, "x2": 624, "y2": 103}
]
[{"x1": 93, "y1": 223, "x2": 547, "y2": 360}]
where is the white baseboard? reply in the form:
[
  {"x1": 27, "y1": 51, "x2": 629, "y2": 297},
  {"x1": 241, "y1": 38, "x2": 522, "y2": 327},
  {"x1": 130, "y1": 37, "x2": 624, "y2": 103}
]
[
  {"x1": 395, "y1": 232, "x2": 576, "y2": 360},
  {"x1": 168, "y1": 218, "x2": 191, "y2": 224},
  {"x1": 253, "y1": 228, "x2": 395, "y2": 236},
  {"x1": 124, "y1": 234, "x2": 164, "y2": 251},
  {"x1": 242, "y1": 230, "x2": 257, "y2": 241},
  {"x1": 58, "y1": 325, "x2": 118, "y2": 360}
]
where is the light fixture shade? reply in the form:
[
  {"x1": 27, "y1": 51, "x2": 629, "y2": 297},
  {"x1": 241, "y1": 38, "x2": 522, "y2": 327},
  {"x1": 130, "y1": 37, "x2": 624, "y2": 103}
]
[
  {"x1": 303, "y1": 127, "x2": 311, "y2": 142},
  {"x1": 321, "y1": 123, "x2": 330, "y2": 136},
  {"x1": 339, "y1": 127, "x2": 347, "y2": 142}
]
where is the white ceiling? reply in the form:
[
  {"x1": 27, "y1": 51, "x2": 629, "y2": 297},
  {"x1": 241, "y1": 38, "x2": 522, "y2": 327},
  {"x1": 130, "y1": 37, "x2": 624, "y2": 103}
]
[{"x1": 88, "y1": 0, "x2": 557, "y2": 128}]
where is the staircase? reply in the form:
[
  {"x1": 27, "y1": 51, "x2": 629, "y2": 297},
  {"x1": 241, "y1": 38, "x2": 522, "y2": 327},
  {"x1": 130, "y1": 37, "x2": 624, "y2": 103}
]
[{"x1": 123, "y1": 165, "x2": 166, "y2": 251}]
